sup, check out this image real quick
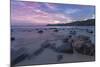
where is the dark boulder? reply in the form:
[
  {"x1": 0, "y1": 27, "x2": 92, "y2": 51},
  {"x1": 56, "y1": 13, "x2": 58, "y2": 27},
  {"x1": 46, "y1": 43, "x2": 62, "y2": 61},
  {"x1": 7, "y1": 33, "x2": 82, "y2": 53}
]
[
  {"x1": 72, "y1": 35, "x2": 95, "y2": 56},
  {"x1": 38, "y1": 30, "x2": 43, "y2": 34},
  {"x1": 11, "y1": 37, "x2": 15, "y2": 41},
  {"x1": 54, "y1": 29, "x2": 59, "y2": 32},
  {"x1": 75, "y1": 44, "x2": 95, "y2": 56}
]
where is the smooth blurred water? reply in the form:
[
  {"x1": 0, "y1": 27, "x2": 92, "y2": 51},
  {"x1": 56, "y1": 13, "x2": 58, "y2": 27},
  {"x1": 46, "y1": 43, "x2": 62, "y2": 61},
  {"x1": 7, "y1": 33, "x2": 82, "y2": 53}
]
[{"x1": 11, "y1": 26, "x2": 95, "y2": 66}]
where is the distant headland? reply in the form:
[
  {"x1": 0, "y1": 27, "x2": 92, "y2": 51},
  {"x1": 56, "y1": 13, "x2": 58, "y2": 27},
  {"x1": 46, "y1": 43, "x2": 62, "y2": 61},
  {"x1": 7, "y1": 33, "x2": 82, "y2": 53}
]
[{"x1": 47, "y1": 19, "x2": 95, "y2": 26}]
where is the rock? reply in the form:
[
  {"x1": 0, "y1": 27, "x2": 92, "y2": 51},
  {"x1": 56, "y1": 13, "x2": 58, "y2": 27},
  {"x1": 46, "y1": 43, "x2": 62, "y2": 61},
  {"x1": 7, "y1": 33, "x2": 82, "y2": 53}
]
[
  {"x1": 63, "y1": 35, "x2": 72, "y2": 43},
  {"x1": 69, "y1": 30, "x2": 76, "y2": 35},
  {"x1": 75, "y1": 44, "x2": 95, "y2": 56},
  {"x1": 90, "y1": 44, "x2": 95, "y2": 56},
  {"x1": 54, "y1": 29, "x2": 59, "y2": 32},
  {"x1": 42, "y1": 40, "x2": 73, "y2": 54},
  {"x1": 11, "y1": 47, "x2": 28, "y2": 66},
  {"x1": 61, "y1": 28, "x2": 65, "y2": 30},
  {"x1": 57, "y1": 55, "x2": 63, "y2": 61},
  {"x1": 11, "y1": 53, "x2": 28, "y2": 66},
  {"x1": 56, "y1": 43, "x2": 73, "y2": 54},
  {"x1": 11, "y1": 37, "x2": 15, "y2": 41},
  {"x1": 86, "y1": 29, "x2": 94, "y2": 34},
  {"x1": 72, "y1": 35, "x2": 95, "y2": 56},
  {"x1": 38, "y1": 30, "x2": 43, "y2": 34},
  {"x1": 89, "y1": 30, "x2": 93, "y2": 34}
]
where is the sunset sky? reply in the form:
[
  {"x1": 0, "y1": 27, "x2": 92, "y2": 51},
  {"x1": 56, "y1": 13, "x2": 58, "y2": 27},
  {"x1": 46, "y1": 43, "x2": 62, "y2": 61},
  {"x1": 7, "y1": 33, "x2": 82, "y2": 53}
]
[{"x1": 11, "y1": 0, "x2": 95, "y2": 26}]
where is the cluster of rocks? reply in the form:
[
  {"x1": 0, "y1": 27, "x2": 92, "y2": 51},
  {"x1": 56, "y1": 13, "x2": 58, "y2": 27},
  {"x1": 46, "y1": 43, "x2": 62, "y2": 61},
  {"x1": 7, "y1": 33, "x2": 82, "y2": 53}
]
[
  {"x1": 61, "y1": 35, "x2": 95, "y2": 56},
  {"x1": 41, "y1": 35, "x2": 95, "y2": 56},
  {"x1": 72, "y1": 35, "x2": 95, "y2": 56},
  {"x1": 69, "y1": 30, "x2": 76, "y2": 35},
  {"x1": 11, "y1": 35, "x2": 95, "y2": 66}
]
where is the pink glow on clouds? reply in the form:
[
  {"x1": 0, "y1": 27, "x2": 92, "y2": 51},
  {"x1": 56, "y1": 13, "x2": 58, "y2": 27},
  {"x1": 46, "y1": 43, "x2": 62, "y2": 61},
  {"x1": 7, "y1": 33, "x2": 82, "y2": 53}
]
[
  {"x1": 11, "y1": 2, "x2": 72, "y2": 25},
  {"x1": 11, "y1": 1, "x2": 76, "y2": 25},
  {"x1": 11, "y1": 1, "x2": 95, "y2": 25},
  {"x1": 12, "y1": 11, "x2": 72, "y2": 25}
]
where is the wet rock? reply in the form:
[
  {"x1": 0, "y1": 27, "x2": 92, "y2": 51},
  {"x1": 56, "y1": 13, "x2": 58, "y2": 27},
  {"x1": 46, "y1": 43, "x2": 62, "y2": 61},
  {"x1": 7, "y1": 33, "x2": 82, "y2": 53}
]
[
  {"x1": 72, "y1": 35, "x2": 90, "y2": 47},
  {"x1": 11, "y1": 37, "x2": 15, "y2": 41},
  {"x1": 89, "y1": 44, "x2": 95, "y2": 56},
  {"x1": 63, "y1": 35, "x2": 72, "y2": 43},
  {"x1": 11, "y1": 47, "x2": 28, "y2": 66},
  {"x1": 72, "y1": 35, "x2": 95, "y2": 56},
  {"x1": 62, "y1": 28, "x2": 65, "y2": 30},
  {"x1": 87, "y1": 30, "x2": 93, "y2": 34},
  {"x1": 38, "y1": 30, "x2": 43, "y2": 34},
  {"x1": 56, "y1": 43, "x2": 73, "y2": 54},
  {"x1": 69, "y1": 30, "x2": 76, "y2": 35},
  {"x1": 54, "y1": 29, "x2": 59, "y2": 32},
  {"x1": 75, "y1": 44, "x2": 95, "y2": 56},
  {"x1": 11, "y1": 53, "x2": 28, "y2": 66},
  {"x1": 42, "y1": 40, "x2": 73, "y2": 54},
  {"x1": 57, "y1": 55, "x2": 63, "y2": 61}
]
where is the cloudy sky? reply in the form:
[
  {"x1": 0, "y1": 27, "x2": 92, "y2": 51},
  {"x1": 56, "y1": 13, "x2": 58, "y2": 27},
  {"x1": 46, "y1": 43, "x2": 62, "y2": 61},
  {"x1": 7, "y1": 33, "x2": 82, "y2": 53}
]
[{"x1": 11, "y1": 0, "x2": 95, "y2": 26}]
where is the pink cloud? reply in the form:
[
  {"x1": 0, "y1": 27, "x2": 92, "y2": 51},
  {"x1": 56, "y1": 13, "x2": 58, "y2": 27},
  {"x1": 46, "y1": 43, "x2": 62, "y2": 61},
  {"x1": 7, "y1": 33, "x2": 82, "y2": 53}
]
[{"x1": 11, "y1": 1, "x2": 72, "y2": 25}]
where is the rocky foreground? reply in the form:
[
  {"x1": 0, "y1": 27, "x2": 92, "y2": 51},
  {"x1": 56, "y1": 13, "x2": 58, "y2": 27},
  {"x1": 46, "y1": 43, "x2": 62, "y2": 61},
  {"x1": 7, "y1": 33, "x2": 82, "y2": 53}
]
[
  {"x1": 11, "y1": 35, "x2": 95, "y2": 66},
  {"x1": 11, "y1": 27, "x2": 95, "y2": 66},
  {"x1": 39, "y1": 35, "x2": 95, "y2": 56}
]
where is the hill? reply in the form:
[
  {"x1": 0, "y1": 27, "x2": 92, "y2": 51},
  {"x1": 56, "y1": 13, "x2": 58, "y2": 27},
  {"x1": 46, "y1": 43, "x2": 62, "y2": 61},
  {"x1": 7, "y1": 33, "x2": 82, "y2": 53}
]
[{"x1": 47, "y1": 19, "x2": 95, "y2": 26}]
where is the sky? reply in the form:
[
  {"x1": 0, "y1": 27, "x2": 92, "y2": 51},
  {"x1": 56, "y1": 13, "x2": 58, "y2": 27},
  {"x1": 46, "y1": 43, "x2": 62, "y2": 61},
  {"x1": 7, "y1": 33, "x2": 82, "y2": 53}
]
[{"x1": 11, "y1": 0, "x2": 95, "y2": 26}]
